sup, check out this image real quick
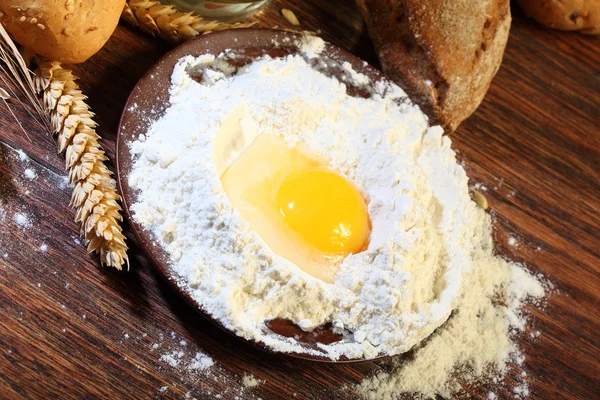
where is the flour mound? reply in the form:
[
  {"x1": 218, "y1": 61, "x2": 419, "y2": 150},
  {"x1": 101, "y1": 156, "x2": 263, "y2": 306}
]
[{"x1": 127, "y1": 38, "x2": 528, "y2": 361}]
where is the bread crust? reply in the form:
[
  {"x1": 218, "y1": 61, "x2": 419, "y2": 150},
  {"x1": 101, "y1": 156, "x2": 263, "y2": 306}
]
[
  {"x1": 356, "y1": 0, "x2": 511, "y2": 131},
  {"x1": 0, "y1": 0, "x2": 125, "y2": 64},
  {"x1": 517, "y1": 0, "x2": 600, "y2": 34}
]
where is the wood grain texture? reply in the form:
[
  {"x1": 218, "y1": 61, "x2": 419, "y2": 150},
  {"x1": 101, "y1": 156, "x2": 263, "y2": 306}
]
[{"x1": 0, "y1": 1, "x2": 598, "y2": 399}]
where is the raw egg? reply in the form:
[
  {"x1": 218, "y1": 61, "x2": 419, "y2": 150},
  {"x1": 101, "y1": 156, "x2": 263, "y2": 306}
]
[
  {"x1": 277, "y1": 167, "x2": 369, "y2": 255},
  {"x1": 219, "y1": 134, "x2": 370, "y2": 283}
]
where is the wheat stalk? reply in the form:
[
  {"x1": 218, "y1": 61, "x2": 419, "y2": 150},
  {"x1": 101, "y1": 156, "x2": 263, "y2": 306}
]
[
  {"x1": 0, "y1": 25, "x2": 49, "y2": 136},
  {"x1": 32, "y1": 60, "x2": 129, "y2": 270},
  {"x1": 122, "y1": 0, "x2": 255, "y2": 45},
  {"x1": 1, "y1": 22, "x2": 128, "y2": 269}
]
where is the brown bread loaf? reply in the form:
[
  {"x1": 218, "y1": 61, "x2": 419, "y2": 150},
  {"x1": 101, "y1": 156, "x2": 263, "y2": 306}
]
[{"x1": 355, "y1": 0, "x2": 511, "y2": 131}]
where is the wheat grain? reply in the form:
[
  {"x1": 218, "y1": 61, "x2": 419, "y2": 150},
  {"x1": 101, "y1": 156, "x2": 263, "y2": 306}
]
[
  {"x1": 472, "y1": 189, "x2": 489, "y2": 210},
  {"x1": 0, "y1": 86, "x2": 9, "y2": 99},
  {"x1": 281, "y1": 9, "x2": 300, "y2": 26},
  {"x1": 122, "y1": 0, "x2": 255, "y2": 45},
  {"x1": 33, "y1": 60, "x2": 129, "y2": 270}
]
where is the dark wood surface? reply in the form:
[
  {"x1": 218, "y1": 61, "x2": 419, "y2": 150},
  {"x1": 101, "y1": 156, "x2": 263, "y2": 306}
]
[{"x1": 0, "y1": 1, "x2": 598, "y2": 399}]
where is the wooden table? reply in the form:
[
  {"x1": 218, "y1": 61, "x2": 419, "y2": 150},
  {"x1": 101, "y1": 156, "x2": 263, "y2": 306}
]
[{"x1": 0, "y1": 1, "x2": 598, "y2": 399}]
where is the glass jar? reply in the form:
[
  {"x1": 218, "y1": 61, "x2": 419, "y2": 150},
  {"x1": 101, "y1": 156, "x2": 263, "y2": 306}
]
[{"x1": 163, "y1": 0, "x2": 270, "y2": 21}]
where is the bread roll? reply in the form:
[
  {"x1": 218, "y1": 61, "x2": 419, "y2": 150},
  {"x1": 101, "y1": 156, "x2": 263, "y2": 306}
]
[
  {"x1": 0, "y1": 0, "x2": 126, "y2": 64},
  {"x1": 355, "y1": 0, "x2": 511, "y2": 131},
  {"x1": 517, "y1": 0, "x2": 599, "y2": 35}
]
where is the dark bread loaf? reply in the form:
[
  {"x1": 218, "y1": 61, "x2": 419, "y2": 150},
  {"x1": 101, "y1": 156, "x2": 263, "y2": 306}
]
[{"x1": 356, "y1": 0, "x2": 511, "y2": 131}]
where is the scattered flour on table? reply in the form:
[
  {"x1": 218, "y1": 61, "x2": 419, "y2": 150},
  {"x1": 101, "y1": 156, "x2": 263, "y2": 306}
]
[
  {"x1": 188, "y1": 352, "x2": 215, "y2": 371},
  {"x1": 242, "y1": 373, "x2": 264, "y2": 388},
  {"x1": 143, "y1": 330, "x2": 261, "y2": 399},
  {"x1": 13, "y1": 212, "x2": 31, "y2": 228},
  {"x1": 58, "y1": 175, "x2": 69, "y2": 190},
  {"x1": 158, "y1": 349, "x2": 214, "y2": 372},
  {"x1": 11, "y1": 147, "x2": 68, "y2": 189},
  {"x1": 159, "y1": 350, "x2": 186, "y2": 368},
  {"x1": 24, "y1": 168, "x2": 37, "y2": 180},
  {"x1": 150, "y1": 331, "x2": 215, "y2": 373},
  {"x1": 15, "y1": 149, "x2": 28, "y2": 162},
  {"x1": 355, "y1": 215, "x2": 547, "y2": 399}
]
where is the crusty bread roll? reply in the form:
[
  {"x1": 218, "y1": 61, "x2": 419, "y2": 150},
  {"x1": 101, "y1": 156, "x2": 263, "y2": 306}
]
[
  {"x1": 0, "y1": 0, "x2": 125, "y2": 64},
  {"x1": 355, "y1": 0, "x2": 511, "y2": 131},
  {"x1": 517, "y1": 0, "x2": 599, "y2": 34}
]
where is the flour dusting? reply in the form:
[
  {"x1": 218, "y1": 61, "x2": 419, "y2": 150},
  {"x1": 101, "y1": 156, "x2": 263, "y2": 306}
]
[
  {"x1": 242, "y1": 373, "x2": 264, "y2": 388},
  {"x1": 15, "y1": 149, "x2": 28, "y2": 162},
  {"x1": 13, "y1": 212, "x2": 31, "y2": 228},
  {"x1": 24, "y1": 168, "x2": 37, "y2": 180}
]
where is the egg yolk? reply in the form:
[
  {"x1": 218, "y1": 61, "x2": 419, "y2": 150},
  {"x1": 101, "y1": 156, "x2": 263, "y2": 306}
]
[
  {"x1": 277, "y1": 167, "x2": 369, "y2": 255},
  {"x1": 219, "y1": 134, "x2": 370, "y2": 283}
]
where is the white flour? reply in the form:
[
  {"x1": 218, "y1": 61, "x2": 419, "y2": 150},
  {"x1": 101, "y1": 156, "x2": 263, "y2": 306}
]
[
  {"x1": 241, "y1": 373, "x2": 264, "y2": 388},
  {"x1": 127, "y1": 37, "x2": 543, "y2": 363},
  {"x1": 24, "y1": 168, "x2": 37, "y2": 180},
  {"x1": 13, "y1": 212, "x2": 31, "y2": 228}
]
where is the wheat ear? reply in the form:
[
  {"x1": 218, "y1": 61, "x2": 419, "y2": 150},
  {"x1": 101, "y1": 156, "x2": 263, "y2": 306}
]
[
  {"x1": 33, "y1": 60, "x2": 128, "y2": 270},
  {"x1": 122, "y1": 0, "x2": 255, "y2": 45}
]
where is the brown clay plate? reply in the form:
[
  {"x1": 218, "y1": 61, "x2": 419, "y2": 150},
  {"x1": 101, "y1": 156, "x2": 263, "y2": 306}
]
[{"x1": 116, "y1": 28, "x2": 394, "y2": 363}]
